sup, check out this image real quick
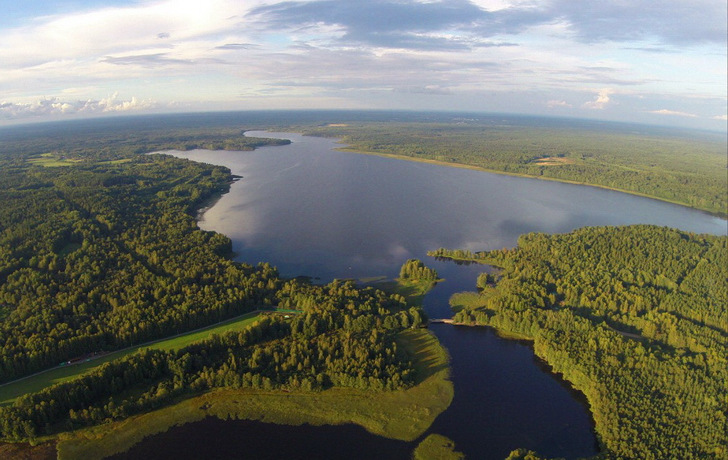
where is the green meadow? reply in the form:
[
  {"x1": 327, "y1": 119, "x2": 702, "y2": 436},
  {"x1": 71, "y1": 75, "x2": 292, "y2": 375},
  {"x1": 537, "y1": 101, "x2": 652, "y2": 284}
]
[
  {"x1": 56, "y1": 327, "x2": 453, "y2": 460},
  {"x1": 0, "y1": 311, "x2": 262, "y2": 406}
]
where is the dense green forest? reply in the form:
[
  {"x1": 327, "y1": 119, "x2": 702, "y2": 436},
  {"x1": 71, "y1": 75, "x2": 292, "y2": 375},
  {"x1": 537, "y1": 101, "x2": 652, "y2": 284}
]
[
  {"x1": 431, "y1": 225, "x2": 728, "y2": 459},
  {"x1": 399, "y1": 258, "x2": 439, "y2": 282},
  {"x1": 0, "y1": 151, "x2": 283, "y2": 383},
  {"x1": 305, "y1": 122, "x2": 727, "y2": 216},
  {"x1": 0, "y1": 122, "x2": 430, "y2": 446},
  {"x1": 0, "y1": 124, "x2": 299, "y2": 385},
  {"x1": 0, "y1": 279, "x2": 426, "y2": 440},
  {"x1": 1, "y1": 113, "x2": 725, "y2": 457}
]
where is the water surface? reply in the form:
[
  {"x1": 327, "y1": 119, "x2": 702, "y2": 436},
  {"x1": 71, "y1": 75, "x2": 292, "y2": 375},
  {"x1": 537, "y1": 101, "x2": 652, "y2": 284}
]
[
  {"x1": 113, "y1": 419, "x2": 413, "y2": 460},
  {"x1": 149, "y1": 132, "x2": 725, "y2": 459},
  {"x1": 174, "y1": 132, "x2": 725, "y2": 282}
]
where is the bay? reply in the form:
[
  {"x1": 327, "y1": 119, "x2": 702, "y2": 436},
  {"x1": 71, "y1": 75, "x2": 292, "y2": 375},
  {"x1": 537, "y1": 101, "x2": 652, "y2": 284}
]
[{"x1": 131, "y1": 131, "x2": 726, "y2": 459}]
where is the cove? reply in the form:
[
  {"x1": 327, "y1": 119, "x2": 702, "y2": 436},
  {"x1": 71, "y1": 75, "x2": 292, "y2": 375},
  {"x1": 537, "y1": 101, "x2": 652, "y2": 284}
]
[{"x1": 132, "y1": 132, "x2": 727, "y2": 459}]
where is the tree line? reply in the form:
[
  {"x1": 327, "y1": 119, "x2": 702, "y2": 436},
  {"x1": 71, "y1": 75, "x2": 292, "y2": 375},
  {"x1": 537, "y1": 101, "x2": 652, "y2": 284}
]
[
  {"x1": 305, "y1": 122, "x2": 727, "y2": 216},
  {"x1": 399, "y1": 258, "x2": 439, "y2": 282},
  {"x1": 0, "y1": 130, "x2": 429, "y2": 442},
  {"x1": 438, "y1": 225, "x2": 727, "y2": 459},
  {"x1": 0, "y1": 277, "x2": 427, "y2": 440}
]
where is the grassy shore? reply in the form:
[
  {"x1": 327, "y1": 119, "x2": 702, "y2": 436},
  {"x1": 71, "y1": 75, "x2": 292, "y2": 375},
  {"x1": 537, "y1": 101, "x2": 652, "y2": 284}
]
[
  {"x1": 413, "y1": 434, "x2": 465, "y2": 460},
  {"x1": 376, "y1": 278, "x2": 440, "y2": 307},
  {"x1": 55, "y1": 327, "x2": 453, "y2": 460},
  {"x1": 0, "y1": 312, "x2": 261, "y2": 406}
]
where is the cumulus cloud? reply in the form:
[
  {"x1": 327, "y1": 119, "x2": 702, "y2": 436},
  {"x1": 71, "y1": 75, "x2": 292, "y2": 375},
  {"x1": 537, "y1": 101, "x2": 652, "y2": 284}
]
[
  {"x1": 247, "y1": 0, "x2": 541, "y2": 51},
  {"x1": 0, "y1": 0, "x2": 724, "y2": 129},
  {"x1": 248, "y1": 0, "x2": 728, "y2": 50},
  {"x1": 0, "y1": 0, "x2": 255, "y2": 68},
  {"x1": 547, "y1": 100, "x2": 572, "y2": 108},
  {"x1": 648, "y1": 109, "x2": 698, "y2": 118},
  {"x1": 0, "y1": 94, "x2": 157, "y2": 119},
  {"x1": 582, "y1": 89, "x2": 614, "y2": 109}
]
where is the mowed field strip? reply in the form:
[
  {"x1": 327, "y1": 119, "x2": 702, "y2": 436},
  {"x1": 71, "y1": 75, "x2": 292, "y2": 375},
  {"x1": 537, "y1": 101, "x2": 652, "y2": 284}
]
[{"x1": 0, "y1": 311, "x2": 262, "y2": 405}]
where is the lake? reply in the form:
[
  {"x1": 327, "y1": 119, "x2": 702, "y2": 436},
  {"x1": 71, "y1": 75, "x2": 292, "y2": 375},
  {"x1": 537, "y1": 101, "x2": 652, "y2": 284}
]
[{"x1": 126, "y1": 132, "x2": 726, "y2": 459}]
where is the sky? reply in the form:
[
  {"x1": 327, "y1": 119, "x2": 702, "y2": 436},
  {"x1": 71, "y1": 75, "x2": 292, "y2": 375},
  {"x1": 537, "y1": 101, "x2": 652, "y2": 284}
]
[{"x1": 0, "y1": 0, "x2": 726, "y2": 131}]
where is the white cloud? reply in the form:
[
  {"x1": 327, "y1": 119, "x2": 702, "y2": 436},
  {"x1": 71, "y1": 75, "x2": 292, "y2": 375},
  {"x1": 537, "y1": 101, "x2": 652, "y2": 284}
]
[
  {"x1": 582, "y1": 88, "x2": 614, "y2": 109},
  {"x1": 0, "y1": 94, "x2": 157, "y2": 119},
  {"x1": 547, "y1": 99, "x2": 572, "y2": 108},
  {"x1": 0, "y1": 0, "x2": 724, "y2": 131},
  {"x1": 0, "y1": 0, "x2": 262, "y2": 67},
  {"x1": 468, "y1": 0, "x2": 521, "y2": 12},
  {"x1": 712, "y1": 114, "x2": 728, "y2": 121},
  {"x1": 648, "y1": 109, "x2": 698, "y2": 118}
]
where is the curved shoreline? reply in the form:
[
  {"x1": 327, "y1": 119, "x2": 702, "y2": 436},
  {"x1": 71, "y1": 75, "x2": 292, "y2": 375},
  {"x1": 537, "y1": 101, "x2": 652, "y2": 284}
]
[
  {"x1": 332, "y1": 145, "x2": 727, "y2": 220},
  {"x1": 55, "y1": 328, "x2": 453, "y2": 460},
  {"x1": 139, "y1": 135, "x2": 607, "y2": 458}
]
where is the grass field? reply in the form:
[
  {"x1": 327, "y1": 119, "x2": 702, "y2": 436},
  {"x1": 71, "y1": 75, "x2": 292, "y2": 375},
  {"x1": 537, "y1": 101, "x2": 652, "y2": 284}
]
[
  {"x1": 412, "y1": 434, "x2": 465, "y2": 460},
  {"x1": 27, "y1": 153, "x2": 132, "y2": 167},
  {"x1": 377, "y1": 278, "x2": 440, "y2": 307},
  {"x1": 58, "y1": 329, "x2": 454, "y2": 459},
  {"x1": 27, "y1": 153, "x2": 83, "y2": 167},
  {"x1": 148, "y1": 312, "x2": 262, "y2": 352},
  {"x1": 55, "y1": 327, "x2": 453, "y2": 460},
  {"x1": 0, "y1": 311, "x2": 261, "y2": 406}
]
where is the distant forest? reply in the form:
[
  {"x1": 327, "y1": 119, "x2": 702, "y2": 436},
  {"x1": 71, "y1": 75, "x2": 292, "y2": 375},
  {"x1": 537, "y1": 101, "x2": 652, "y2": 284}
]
[
  {"x1": 303, "y1": 120, "x2": 727, "y2": 216},
  {"x1": 2, "y1": 111, "x2": 724, "y2": 216},
  {"x1": 0, "y1": 112, "x2": 725, "y2": 454},
  {"x1": 433, "y1": 225, "x2": 727, "y2": 459}
]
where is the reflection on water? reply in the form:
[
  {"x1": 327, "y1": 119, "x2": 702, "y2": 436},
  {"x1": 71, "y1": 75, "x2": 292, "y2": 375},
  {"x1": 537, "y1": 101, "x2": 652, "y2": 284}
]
[
  {"x1": 155, "y1": 132, "x2": 726, "y2": 459},
  {"x1": 428, "y1": 323, "x2": 599, "y2": 459},
  {"x1": 111, "y1": 418, "x2": 414, "y2": 460},
  {"x1": 173, "y1": 131, "x2": 725, "y2": 282}
]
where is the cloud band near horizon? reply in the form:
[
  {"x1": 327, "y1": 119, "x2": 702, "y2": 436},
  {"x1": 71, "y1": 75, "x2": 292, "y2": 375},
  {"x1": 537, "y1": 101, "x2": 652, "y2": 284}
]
[{"x1": 0, "y1": 0, "x2": 725, "y2": 130}]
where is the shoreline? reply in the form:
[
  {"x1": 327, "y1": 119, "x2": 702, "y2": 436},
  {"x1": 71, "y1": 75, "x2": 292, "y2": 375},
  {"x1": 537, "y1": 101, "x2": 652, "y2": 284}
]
[
  {"x1": 131, "y1": 138, "x2": 602, "y2": 459},
  {"x1": 331, "y1": 144, "x2": 727, "y2": 220},
  {"x1": 55, "y1": 328, "x2": 453, "y2": 460},
  {"x1": 158, "y1": 132, "x2": 727, "y2": 220}
]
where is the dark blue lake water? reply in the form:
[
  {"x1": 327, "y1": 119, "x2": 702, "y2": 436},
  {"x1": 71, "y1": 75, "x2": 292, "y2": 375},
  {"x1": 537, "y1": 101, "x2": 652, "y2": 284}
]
[{"x1": 125, "y1": 132, "x2": 725, "y2": 459}]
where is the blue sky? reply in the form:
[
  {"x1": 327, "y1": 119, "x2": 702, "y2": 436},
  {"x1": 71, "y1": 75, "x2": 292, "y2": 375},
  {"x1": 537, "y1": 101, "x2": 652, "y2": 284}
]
[{"x1": 0, "y1": 0, "x2": 726, "y2": 131}]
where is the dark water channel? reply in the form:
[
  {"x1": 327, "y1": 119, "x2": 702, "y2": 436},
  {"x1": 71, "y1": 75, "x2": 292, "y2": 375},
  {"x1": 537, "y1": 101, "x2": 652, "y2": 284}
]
[{"x1": 124, "y1": 132, "x2": 726, "y2": 459}]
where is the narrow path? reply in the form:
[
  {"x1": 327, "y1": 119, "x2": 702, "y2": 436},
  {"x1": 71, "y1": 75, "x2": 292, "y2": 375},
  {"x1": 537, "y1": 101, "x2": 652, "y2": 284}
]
[
  {"x1": 0, "y1": 309, "x2": 266, "y2": 390},
  {"x1": 607, "y1": 325, "x2": 643, "y2": 340}
]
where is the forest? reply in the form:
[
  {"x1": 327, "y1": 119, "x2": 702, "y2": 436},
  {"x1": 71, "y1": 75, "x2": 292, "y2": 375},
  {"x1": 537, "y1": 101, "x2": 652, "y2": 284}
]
[
  {"x1": 0, "y1": 123, "x2": 430, "y2": 445},
  {"x1": 0, "y1": 279, "x2": 427, "y2": 440},
  {"x1": 0, "y1": 151, "x2": 282, "y2": 383},
  {"x1": 432, "y1": 225, "x2": 727, "y2": 459},
  {"x1": 305, "y1": 121, "x2": 727, "y2": 216},
  {"x1": 0, "y1": 112, "x2": 725, "y2": 457}
]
